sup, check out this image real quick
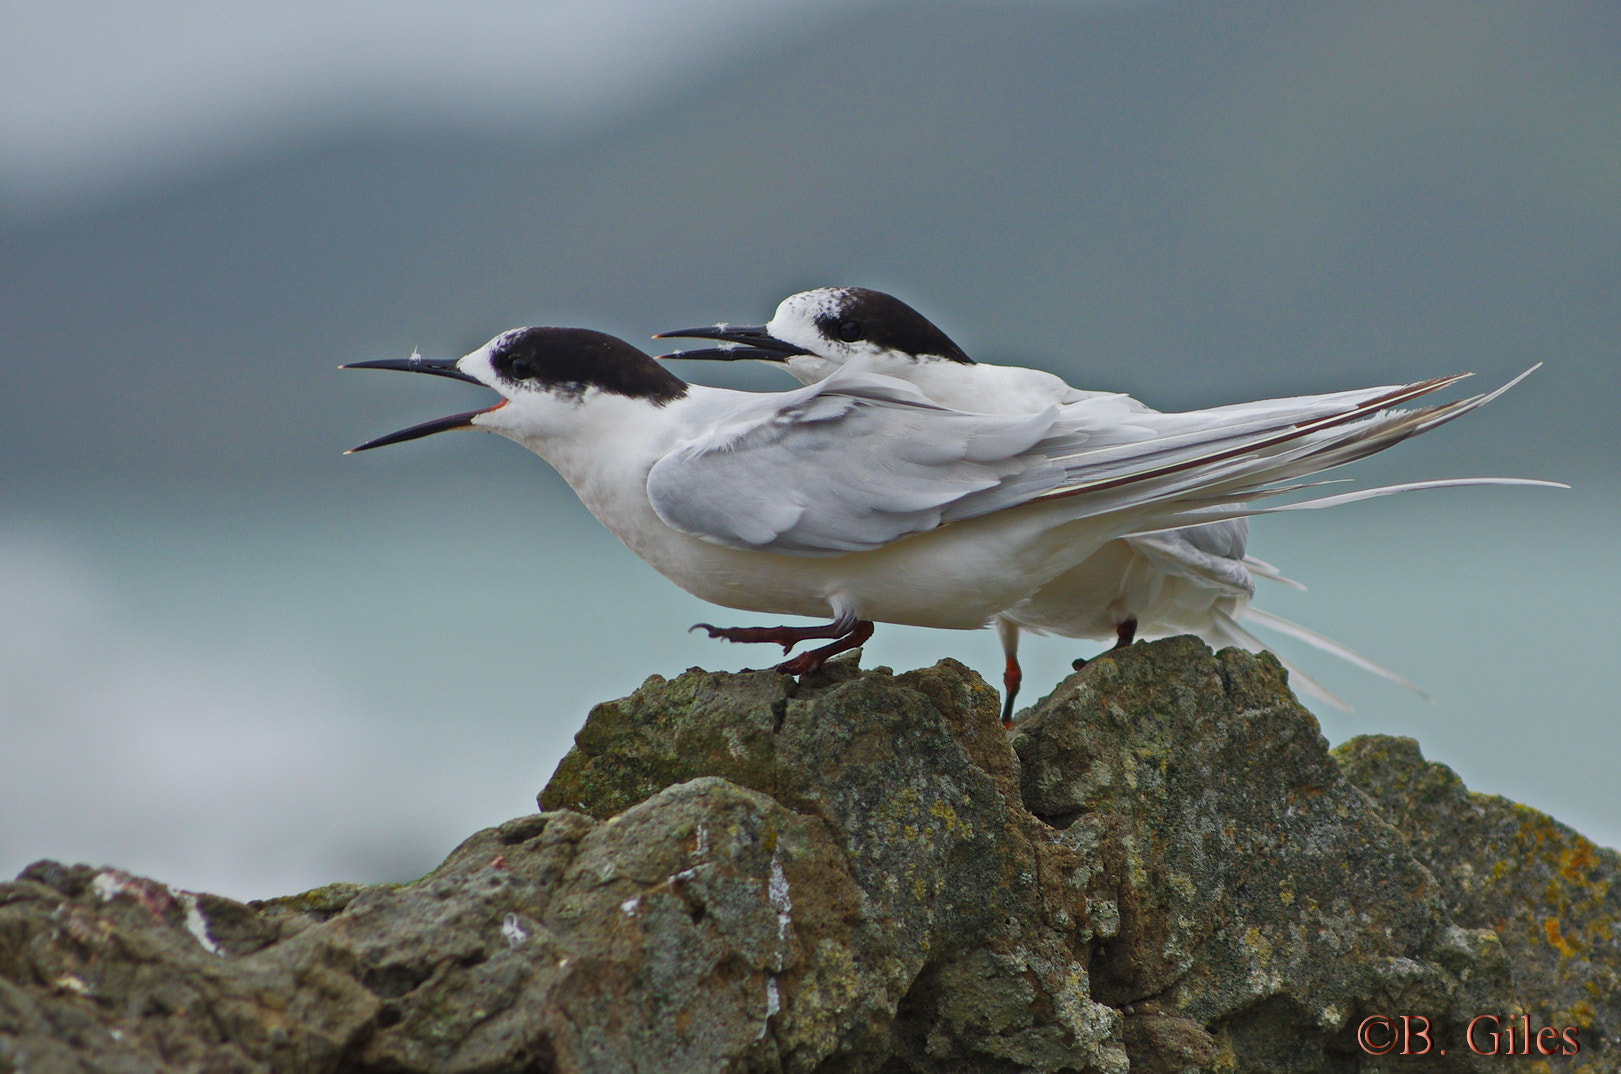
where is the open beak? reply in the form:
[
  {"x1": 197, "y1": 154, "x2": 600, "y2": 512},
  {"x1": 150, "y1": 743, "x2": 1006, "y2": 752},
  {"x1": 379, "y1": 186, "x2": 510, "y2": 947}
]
[
  {"x1": 342, "y1": 355, "x2": 494, "y2": 453},
  {"x1": 652, "y1": 324, "x2": 806, "y2": 363}
]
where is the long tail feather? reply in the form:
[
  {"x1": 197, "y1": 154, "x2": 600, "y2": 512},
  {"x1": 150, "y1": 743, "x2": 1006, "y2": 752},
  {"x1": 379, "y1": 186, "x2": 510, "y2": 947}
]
[
  {"x1": 1121, "y1": 476, "x2": 1567, "y2": 538},
  {"x1": 1028, "y1": 368, "x2": 1551, "y2": 552},
  {"x1": 1241, "y1": 607, "x2": 1429, "y2": 699},
  {"x1": 1205, "y1": 609, "x2": 1354, "y2": 712},
  {"x1": 1243, "y1": 554, "x2": 1307, "y2": 591},
  {"x1": 1257, "y1": 477, "x2": 1569, "y2": 515}
]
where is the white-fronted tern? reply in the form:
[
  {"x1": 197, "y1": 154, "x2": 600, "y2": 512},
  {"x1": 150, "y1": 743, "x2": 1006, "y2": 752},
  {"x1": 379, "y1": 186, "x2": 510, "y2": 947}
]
[{"x1": 658, "y1": 287, "x2": 1557, "y2": 719}]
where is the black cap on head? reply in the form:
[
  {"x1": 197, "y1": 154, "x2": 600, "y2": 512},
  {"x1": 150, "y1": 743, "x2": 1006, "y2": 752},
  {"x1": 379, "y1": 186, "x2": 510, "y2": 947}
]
[
  {"x1": 489, "y1": 327, "x2": 688, "y2": 405},
  {"x1": 815, "y1": 289, "x2": 974, "y2": 364}
]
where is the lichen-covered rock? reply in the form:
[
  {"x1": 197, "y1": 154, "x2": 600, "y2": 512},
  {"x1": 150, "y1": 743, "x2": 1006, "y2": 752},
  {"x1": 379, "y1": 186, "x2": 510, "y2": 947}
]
[
  {"x1": 2, "y1": 785, "x2": 871, "y2": 1074},
  {"x1": 2, "y1": 638, "x2": 1616, "y2": 1073},
  {"x1": 545, "y1": 657, "x2": 1123, "y2": 1073},
  {"x1": 1335, "y1": 734, "x2": 1620, "y2": 1071},
  {"x1": 0, "y1": 862, "x2": 378, "y2": 1073},
  {"x1": 1012, "y1": 637, "x2": 1524, "y2": 1072}
]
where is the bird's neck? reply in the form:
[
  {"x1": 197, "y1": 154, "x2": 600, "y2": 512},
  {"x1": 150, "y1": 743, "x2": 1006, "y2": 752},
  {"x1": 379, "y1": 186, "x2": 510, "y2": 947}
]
[{"x1": 515, "y1": 393, "x2": 668, "y2": 497}]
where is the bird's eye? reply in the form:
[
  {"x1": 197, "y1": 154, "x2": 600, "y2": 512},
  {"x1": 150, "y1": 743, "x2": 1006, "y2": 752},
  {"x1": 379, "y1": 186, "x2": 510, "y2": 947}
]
[
  {"x1": 836, "y1": 320, "x2": 863, "y2": 342},
  {"x1": 507, "y1": 357, "x2": 535, "y2": 381}
]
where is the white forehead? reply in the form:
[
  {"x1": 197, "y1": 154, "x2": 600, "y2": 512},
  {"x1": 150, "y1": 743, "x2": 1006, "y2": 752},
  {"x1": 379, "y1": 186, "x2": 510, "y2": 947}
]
[
  {"x1": 454, "y1": 330, "x2": 515, "y2": 384},
  {"x1": 768, "y1": 288, "x2": 851, "y2": 346}
]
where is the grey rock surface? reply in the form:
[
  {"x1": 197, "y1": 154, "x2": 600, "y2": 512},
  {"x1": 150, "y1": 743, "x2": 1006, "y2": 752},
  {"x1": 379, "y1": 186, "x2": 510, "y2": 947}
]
[
  {"x1": 2, "y1": 638, "x2": 1614, "y2": 1072},
  {"x1": 1334, "y1": 734, "x2": 1620, "y2": 1061}
]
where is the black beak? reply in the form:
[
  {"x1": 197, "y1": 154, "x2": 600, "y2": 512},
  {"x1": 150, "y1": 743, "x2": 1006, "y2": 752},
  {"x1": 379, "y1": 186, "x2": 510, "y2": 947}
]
[
  {"x1": 345, "y1": 409, "x2": 488, "y2": 453},
  {"x1": 652, "y1": 324, "x2": 806, "y2": 363},
  {"x1": 342, "y1": 354, "x2": 493, "y2": 453},
  {"x1": 342, "y1": 355, "x2": 483, "y2": 384}
]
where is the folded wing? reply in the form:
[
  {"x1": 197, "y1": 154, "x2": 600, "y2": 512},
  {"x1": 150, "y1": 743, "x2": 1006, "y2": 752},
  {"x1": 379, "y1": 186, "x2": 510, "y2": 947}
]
[
  {"x1": 647, "y1": 370, "x2": 1076, "y2": 554},
  {"x1": 647, "y1": 364, "x2": 1555, "y2": 557}
]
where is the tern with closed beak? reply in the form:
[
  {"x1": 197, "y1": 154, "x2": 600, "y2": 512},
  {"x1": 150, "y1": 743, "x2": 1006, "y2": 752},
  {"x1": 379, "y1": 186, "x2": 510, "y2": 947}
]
[{"x1": 659, "y1": 287, "x2": 1558, "y2": 718}]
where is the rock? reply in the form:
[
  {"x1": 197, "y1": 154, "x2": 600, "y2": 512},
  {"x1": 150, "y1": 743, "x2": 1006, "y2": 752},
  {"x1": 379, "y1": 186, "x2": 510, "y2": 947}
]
[
  {"x1": 1335, "y1": 734, "x2": 1621, "y2": 1060},
  {"x1": 547, "y1": 657, "x2": 1121, "y2": 1072},
  {"x1": 2, "y1": 638, "x2": 1615, "y2": 1072},
  {"x1": 1012, "y1": 638, "x2": 1517, "y2": 1071}
]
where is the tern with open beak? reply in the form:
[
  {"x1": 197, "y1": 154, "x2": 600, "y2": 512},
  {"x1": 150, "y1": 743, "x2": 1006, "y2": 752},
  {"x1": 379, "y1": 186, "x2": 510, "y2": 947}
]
[{"x1": 349, "y1": 324, "x2": 1559, "y2": 686}]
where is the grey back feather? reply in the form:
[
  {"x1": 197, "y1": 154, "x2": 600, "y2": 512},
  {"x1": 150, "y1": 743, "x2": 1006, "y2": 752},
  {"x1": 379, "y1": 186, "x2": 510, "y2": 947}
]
[{"x1": 647, "y1": 378, "x2": 1072, "y2": 555}]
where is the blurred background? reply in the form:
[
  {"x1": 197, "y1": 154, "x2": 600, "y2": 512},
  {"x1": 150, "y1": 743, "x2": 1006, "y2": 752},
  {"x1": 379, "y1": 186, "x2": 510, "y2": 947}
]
[{"x1": 3, "y1": 0, "x2": 1616, "y2": 901}]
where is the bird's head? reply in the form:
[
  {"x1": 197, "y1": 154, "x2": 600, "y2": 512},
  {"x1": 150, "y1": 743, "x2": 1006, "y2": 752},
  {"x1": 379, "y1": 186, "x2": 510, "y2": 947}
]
[
  {"x1": 656, "y1": 287, "x2": 974, "y2": 384},
  {"x1": 345, "y1": 327, "x2": 687, "y2": 453}
]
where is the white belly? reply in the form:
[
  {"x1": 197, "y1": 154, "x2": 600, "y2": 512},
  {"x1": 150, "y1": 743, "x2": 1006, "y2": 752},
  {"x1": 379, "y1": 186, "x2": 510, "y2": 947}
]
[
  {"x1": 1005, "y1": 534, "x2": 1256, "y2": 641},
  {"x1": 592, "y1": 490, "x2": 1139, "y2": 630}
]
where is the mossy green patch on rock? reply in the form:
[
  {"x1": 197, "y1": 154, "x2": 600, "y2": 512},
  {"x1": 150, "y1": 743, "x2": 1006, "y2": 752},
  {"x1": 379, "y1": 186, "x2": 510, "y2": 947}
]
[{"x1": 541, "y1": 666, "x2": 794, "y2": 818}]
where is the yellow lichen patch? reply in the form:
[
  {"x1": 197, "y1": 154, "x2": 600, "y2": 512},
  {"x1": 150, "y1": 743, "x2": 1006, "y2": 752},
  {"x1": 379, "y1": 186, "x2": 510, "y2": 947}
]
[
  {"x1": 1243, "y1": 925, "x2": 1273, "y2": 963},
  {"x1": 1277, "y1": 877, "x2": 1295, "y2": 907},
  {"x1": 1542, "y1": 916, "x2": 1579, "y2": 958},
  {"x1": 1513, "y1": 805, "x2": 1560, "y2": 853},
  {"x1": 928, "y1": 798, "x2": 973, "y2": 838},
  {"x1": 1208, "y1": 1028, "x2": 1239, "y2": 1071},
  {"x1": 1559, "y1": 840, "x2": 1598, "y2": 883},
  {"x1": 874, "y1": 786, "x2": 929, "y2": 844},
  {"x1": 52, "y1": 975, "x2": 90, "y2": 996}
]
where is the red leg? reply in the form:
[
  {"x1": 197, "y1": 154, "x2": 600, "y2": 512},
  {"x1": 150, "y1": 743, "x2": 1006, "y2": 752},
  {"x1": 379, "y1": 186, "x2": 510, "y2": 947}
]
[
  {"x1": 1000, "y1": 652, "x2": 1023, "y2": 728},
  {"x1": 1074, "y1": 616, "x2": 1140, "y2": 671},
  {"x1": 691, "y1": 618, "x2": 857, "y2": 654},
  {"x1": 774, "y1": 620, "x2": 875, "y2": 676}
]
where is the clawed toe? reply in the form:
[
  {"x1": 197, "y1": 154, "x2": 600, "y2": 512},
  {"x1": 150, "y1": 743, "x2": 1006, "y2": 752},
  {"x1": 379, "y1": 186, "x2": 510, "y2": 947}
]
[
  {"x1": 774, "y1": 652, "x2": 820, "y2": 676},
  {"x1": 771, "y1": 620, "x2": 875, "y2": 678},
  {"x1": 690, "y1": 622, "x2": 802, "y2": 651},
  {"x1": 688, "y1": 616, "x2": 874, "y2": 659}
]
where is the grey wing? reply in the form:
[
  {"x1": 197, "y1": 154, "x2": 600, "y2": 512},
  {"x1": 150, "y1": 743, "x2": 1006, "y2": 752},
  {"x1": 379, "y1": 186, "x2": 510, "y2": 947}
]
[
  {"x1": 1035, "y1": 370, "x2": 1526, "y2": 515},
  {"x1": 1177, "y1": 518, "x2": 1249, "y2": 561},
  {"x1": 649, "y1": 364, "x2": 1548, "y2": 558},
  {"x1": 1127, "y1": 526, "x2": 1256, "y2": 597},
  {"x1": 646, "y1": 387, "x2": 1071, "y2": 555}
]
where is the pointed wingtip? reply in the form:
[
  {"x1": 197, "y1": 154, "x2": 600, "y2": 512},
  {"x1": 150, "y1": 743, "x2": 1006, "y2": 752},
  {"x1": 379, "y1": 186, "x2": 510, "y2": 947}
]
[{"x1": 1481, "y1": 361, "x2": 1544, "y2": 399}]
